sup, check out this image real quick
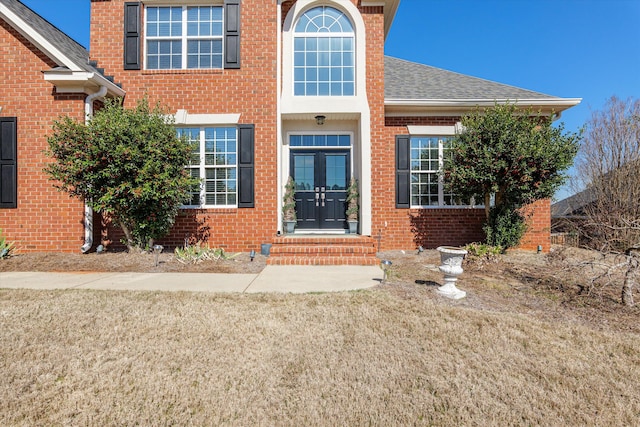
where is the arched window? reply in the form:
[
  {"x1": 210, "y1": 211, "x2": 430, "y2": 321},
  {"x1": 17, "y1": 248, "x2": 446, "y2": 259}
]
[{"x1": 293, "y1": 6, "x2": 355, "y2": 96}]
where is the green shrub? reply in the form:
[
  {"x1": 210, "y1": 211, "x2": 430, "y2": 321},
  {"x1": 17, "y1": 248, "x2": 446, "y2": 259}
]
[
  {"x1": 465, "y1": 242, "x2": 503, "y2": 257},
  {"x1": 0, "y1": 229, "x2": 15, "y2": 259},
  {"x1": 174, "y1": 243, "x2": 239, "y2": 264},
  {"x1": 484, "y1": 206, "x2": 527, "y2": 250}
]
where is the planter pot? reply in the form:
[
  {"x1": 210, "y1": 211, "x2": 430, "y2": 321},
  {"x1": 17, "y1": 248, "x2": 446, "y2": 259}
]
[
  {"x1": 261, "y1": 243, "x2": 272, "y2": 256},
  {"x1": 436, "y1": 246, "x2": 468, "y2": 299},
  {"x1": 348, "y1": 220, "x2": 358, "y2": 234},
  {"x1": 284, "y1": 220, "x2": 296, "y2": 234}
]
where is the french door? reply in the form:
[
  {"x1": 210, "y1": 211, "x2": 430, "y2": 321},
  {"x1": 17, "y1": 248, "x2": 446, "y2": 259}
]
[{"x1": 290, "y1": 150, "x2": 350, "y2": 230}]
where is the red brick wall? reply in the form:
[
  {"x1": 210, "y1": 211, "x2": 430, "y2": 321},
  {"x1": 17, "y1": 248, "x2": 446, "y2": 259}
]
[
  {"x1": 88, "y1": 0, "x2": 551, "y2": 253},
  {"x1": 517, "y1": 199, "x2": 551, "y2": 252},
  {"x1": 91, "y1": 0, "x2": 279, "y2": 251},
  {"x1": 0, "y1": 20, "x2": 87, "y2": 253},
  {"x1": 376, "y1": 117, "x2": 551, "y2": 251}
]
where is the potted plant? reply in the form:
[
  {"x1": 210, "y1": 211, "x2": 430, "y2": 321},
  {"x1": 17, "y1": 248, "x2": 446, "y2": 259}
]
[
  {"x1": 346, "y1": 176, "x2": 359, "y2": 234},
  {"x1": 283, "y1": 176, "x2": 297, "y2": 234}
]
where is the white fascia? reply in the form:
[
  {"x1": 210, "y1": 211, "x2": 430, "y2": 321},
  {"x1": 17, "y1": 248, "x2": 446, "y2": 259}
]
[
  {"x1": 386, "y1": 98, "x2": 583, "y2": 108},
  {"x1": 42, "y1": 70, "x2": 126, "y2": 97},
  {"x1": 1, "y1": 5, "x2": 124, "y2": 97}
]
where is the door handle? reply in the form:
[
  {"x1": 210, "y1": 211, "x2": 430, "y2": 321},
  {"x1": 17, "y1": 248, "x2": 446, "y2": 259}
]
[
  {"x1": 321, "y1": 192, "x2": 325, "y2": 207},
  {"x1": 315, "y1": 192, "x2": 320, "y2": 207}
]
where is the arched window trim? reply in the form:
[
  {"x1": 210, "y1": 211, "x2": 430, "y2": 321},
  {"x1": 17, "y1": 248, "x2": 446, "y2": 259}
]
[
  {"x1": 293, "y1": 5, "x2": 355, "y2": 97},
  {"x1": 294, "y1": 5, "x2": 354, "y2": 34}
]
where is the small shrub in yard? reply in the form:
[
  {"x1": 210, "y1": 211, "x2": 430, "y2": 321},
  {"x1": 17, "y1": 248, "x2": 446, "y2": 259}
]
[
  {"x1": 464, "y1": 242, "x2": 502, "y2": 265},
  {"x1": 174, "y1": 243, "x2": 239, "y2": 264},
  {"x1": 0, "y1": 229, "x2": 15, "y2": 259}
]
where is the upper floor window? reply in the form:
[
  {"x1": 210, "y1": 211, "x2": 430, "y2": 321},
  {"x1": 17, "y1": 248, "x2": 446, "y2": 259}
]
[
  {"x1": 293, "y1": 6, "x2": 355, "y2": 96},
  {"x1": 145, "y1": 6, "x2": 223, "y2": 70}
]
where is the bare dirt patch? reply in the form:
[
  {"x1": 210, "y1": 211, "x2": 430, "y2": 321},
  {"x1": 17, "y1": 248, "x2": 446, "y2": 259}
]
[{"x1": 0, "y1": 249, "x2": 266, "y2": 274}]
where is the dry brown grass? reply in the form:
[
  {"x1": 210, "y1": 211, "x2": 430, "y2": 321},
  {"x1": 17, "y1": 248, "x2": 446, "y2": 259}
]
[{"x1": 1, "y1": 287, "x2": 639, "y2": 426}]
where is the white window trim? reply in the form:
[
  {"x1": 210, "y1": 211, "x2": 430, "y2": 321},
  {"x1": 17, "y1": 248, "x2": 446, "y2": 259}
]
[
  {"x1": 281, "y1": 0, "x2": 368, "y2": 115},
  {"x1": 179, "y1": 124, "x2": 239, "y2": 209},
  {"x1": 293, "y1": 6, "x2": 356, "y2": 97},
  {"x1": 286, "y1": 131, "x2": 355, "y2": 179},
  {"x1": 409, "y1": 134, "x2": 482, "y2": 209},
  {"x1": 174, "y1": 110, "x2": 240, "y2": 125},
  {"x1": 143, "y1": 4, "x2": 224, "y2": 71}
]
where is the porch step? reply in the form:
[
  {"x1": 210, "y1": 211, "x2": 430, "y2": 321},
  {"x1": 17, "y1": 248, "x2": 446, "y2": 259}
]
[{"x1": 266, "y1": 235, "x2": 379, "y2": 266}]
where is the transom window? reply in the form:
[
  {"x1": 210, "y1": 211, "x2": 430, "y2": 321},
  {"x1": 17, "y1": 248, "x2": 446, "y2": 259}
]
[
  {"x1": 290, "y1": 134, "x2": 350, "y2": 147},
  {"x1": 411, "y1": 136, "x2": 473, "y2": 207},
  {"x1": 178, "y1": 127, "x2": 237, "y2": 207},
  {"x1": 293, "y1": 6, "x2": 355, "y2": 96},
  {"x1": 146, "y1": 6, "x2": 223, "y2": 70}
]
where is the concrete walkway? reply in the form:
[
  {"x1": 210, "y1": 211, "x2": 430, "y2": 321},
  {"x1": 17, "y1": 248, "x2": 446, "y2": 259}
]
[{"x1": 0, "y1": 265, "x2": 383, "y2": 294}]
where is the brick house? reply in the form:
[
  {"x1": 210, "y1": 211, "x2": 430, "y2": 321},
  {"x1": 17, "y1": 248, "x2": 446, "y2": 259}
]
[{"x1": 1, "y1": 0, "x2": 580, "y2": 263}]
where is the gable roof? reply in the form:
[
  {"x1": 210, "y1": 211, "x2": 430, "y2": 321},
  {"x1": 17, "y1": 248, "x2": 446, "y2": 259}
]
[
  {"x1": 0, "y1": 0, "x2": 123, "y2": 96},
  {"x1": 551, "y1": 189, "x2": 595, "y2": 219},
  {"x1": 384, "y1": 56, "x2": 580, "y2": 116}
]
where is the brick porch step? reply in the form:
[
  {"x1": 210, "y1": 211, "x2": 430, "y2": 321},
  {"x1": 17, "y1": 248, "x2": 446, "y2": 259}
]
[{"x1": 266, "y1": 235, "x2": 379, "y2": 266}]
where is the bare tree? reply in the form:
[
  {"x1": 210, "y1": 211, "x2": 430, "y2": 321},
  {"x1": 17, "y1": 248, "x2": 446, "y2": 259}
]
[{"x1": 571, "y1": 96, "x2": 640, "y2": 305}]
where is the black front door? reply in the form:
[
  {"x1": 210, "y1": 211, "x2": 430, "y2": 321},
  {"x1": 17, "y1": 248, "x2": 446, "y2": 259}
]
[{"x1": 291, "y1": 150, "x2": 350, "y2": 230}]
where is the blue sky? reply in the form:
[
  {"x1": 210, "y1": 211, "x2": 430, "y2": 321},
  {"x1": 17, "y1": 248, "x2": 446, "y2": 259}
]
[{"x1": 21, "y1": 0, "x2": 640, "y2": 199}]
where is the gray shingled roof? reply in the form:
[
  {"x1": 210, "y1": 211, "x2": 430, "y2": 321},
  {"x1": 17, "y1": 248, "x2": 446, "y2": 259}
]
[
  {"x1": 385, "y1": 56, "x2": 558, "y2": 100},
  {"x1": 0, "y1": 0, "x2": 98, "y2": 74}
]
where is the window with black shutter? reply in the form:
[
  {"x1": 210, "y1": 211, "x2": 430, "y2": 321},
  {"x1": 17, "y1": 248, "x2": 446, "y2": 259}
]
[
  {"x1": 0, "y1": 117, "x2": 17, "y2": 209},
  {"x1": 395, "y1": 135, "x2": 410, "y2": 208}
]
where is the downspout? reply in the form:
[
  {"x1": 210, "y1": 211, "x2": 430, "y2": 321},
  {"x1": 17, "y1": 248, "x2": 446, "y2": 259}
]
[
  {"x1": 276, "y1": 0, "x2": 283, "y2": 233},
  {"x1": 81, "y1": 86, "x2": 108, "y2": 253}
]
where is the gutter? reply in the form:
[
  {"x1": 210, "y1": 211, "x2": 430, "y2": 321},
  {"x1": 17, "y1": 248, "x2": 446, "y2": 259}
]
[
  {"x1": 276, "y1": 0, "x2": 283, "y2": 233},
  {"x1": 81, "y1": 86, "x2": 108, "y2": 253}
]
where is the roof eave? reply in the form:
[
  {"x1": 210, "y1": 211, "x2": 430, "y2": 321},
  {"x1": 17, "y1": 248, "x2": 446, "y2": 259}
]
[
  {"x1": 385, "y1": 98, "x2": 582, "y2": 117},
  {"x1": 361, "y1": 0, "x2": 400, "y2": 39},
  {"x1": 43, "y1": 70, "x2": 126, "y2": 97},
  {"x1": 0, "y1": 3, "x2": 80, "y2": 71}
]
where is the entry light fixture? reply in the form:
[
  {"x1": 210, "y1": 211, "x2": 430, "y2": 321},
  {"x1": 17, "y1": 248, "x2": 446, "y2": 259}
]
[{"x1": 315, "y1": 115, "x2": 326, "y2": 125}]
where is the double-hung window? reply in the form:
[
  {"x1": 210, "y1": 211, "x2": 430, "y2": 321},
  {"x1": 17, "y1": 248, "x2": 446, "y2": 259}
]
[
  {"x1": 178, "y1": 127, "x2": 237, "y2": 207},
  {"x1": 293, "y1": 6, "x2": 355, "y2": 96},
  {"x1": 411, "y1": 136, "x2": 470, "y2": 207},
  {"x1": 146, "y1": 6, "x2": 223, "y2": 70}
]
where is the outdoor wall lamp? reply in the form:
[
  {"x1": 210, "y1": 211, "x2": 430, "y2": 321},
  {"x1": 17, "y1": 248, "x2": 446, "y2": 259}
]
[{"x1": 315, "y1": 115, "x2": 326, "y2": 125}]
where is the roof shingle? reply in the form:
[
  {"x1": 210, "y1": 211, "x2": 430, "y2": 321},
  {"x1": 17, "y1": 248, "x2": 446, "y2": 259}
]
[{"x1": 385, "y1": 56, "x2": 558, "y2": 101}]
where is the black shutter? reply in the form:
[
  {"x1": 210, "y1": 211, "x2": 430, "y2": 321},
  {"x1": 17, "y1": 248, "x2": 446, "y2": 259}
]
[
  {"x1": 224, "y1": 0, "x2": 241, "y2": 69},
  {"x1": 395, "y1": 135, "x2": 410, "y2": 208},
  {"x1": 0, "y1": 117, "x2": 17, "y2": 209},
  {"x1": 237, "y1": 124, "x2": 254, "y2": 208},
  {"x1": 124, "y1": 2, "x2": 141, "y2": 70}
]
